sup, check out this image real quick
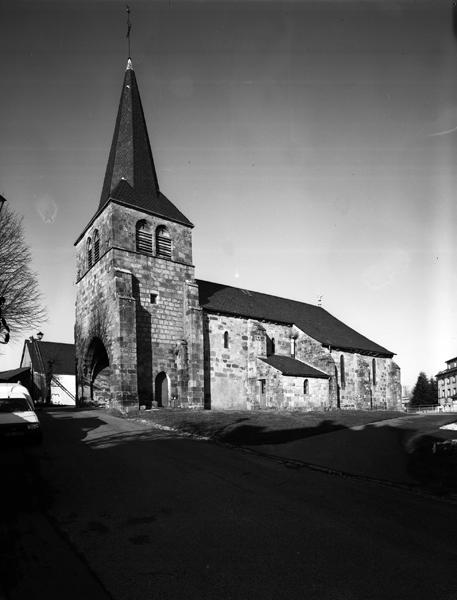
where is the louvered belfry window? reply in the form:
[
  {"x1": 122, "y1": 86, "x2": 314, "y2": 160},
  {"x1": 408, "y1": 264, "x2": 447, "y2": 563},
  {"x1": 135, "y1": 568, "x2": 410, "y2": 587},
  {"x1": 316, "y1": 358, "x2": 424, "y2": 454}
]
[
  {"x1": 87, "y1": 237, "x2": 93, "y2": 269},
  {"x1": 94, "y1": 229, "x2": 100, "y2": 262},
  {"x1": 156, "y1": 226, "x2": 172, "y2": 258},
  {"x1": 136, "y1": 220, "x2": 153, "y2": 255}
]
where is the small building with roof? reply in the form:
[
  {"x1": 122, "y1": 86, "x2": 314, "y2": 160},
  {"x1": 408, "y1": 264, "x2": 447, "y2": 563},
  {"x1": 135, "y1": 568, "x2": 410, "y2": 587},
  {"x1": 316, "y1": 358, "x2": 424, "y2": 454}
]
[
  {"x1": 74, "y1": 58, "x2": 401, "y2": 412},
  {"x1": 20, "y1": 336, "x2": 75, "y2": 405}
]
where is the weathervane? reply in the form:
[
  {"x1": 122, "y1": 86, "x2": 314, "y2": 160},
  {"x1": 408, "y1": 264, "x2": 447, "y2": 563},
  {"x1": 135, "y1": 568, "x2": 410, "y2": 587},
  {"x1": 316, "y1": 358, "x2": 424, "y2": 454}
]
[{"x1": 126, "y1": 5, "x2": 132, "y2": 58}]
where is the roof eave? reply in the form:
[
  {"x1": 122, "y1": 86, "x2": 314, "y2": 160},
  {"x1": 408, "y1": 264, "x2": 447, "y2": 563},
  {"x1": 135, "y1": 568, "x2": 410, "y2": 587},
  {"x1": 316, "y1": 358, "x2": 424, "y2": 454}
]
[
  {"x1": 202, "y1": 307, "x2": 293, "y2": 327},
  {"x1": 74, "y1": 196, "x2": 194, "y2": 245},
  {"x1": 259, "y1": 356, "x2": 330, "y2": 379},
  {"x1": 322, "y1": 343, "x2": 394, "y2": 359}
]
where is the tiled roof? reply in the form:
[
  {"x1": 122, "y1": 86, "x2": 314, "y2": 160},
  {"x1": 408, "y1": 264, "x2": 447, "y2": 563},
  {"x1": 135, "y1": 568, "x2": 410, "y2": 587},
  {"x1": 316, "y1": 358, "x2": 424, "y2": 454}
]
[
  {"x1": 197, "y1": 280, "x2": 394, "y2": 358},
  {"x1": 24, "y1": 341, "x2": 75, "y2": 375},
  {"x1": 260, "y1": 355, "x2": 329, "y2": 378},
  {"x1": 109, "y1": 180, "x2": 192, "y2": 226},
  {"x1": 75, "y1": 63, "x2": 192, "y2": 245},
  {"x1": 436, "y1": 366, "x2": 457, "y2": 378},
  {"x1": 0, "y1": 367, "x2": 30, "y2": 382},
  {"x1": 99, "y1": 63, "x2": 192, "y2": 227}
]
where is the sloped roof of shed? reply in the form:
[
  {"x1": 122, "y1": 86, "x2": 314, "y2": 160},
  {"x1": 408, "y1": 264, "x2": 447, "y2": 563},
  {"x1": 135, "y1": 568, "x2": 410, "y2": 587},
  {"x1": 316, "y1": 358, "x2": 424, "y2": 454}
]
[
  {"x1": 0, "y1": 367, "x2": 30, "y2": 382},
  {"x1": 24, "y1": 341, "x2": 75, "y2": 375},
  {"x1": 197, "y1": 280, "x2": 394, "y2": 358}
]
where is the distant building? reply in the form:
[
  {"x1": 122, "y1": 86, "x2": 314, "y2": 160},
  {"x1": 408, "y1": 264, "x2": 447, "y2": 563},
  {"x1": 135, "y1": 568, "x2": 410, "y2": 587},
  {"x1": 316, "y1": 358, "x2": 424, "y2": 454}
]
[
  {"x1": 20, "y1": 337, "x2": 76, "y2": 405},
  {"x1": 401, "y1": 385, "x2": 410, "y2": 411},
  {"x1": 436, "y1": 356, "x2": 457, "y2": 409}
]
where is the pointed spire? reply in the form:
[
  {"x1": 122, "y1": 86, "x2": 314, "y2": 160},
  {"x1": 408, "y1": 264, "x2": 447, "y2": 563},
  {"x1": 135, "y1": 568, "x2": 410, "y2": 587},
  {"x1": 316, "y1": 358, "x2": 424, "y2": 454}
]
[
  {"x1": 99, "y1": 64, "x2": 159, "y2": 207},
  {"x1": 98, "y1": 63, "x2": 192, "y2": 227}
]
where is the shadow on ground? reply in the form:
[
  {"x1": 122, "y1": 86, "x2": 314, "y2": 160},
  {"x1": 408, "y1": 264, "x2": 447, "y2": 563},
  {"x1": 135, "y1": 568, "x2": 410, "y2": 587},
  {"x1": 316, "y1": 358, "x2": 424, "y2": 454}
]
[
  {"x1": 94, "y1": 410, "x2": 457, "y2": 497},
  {"x1": 212, "y1": 420, "x2": 347, "y2": 445},
  {"x1": 0, "y1": 410, "x2": 109, "y2": 597},
  {"x1": 407, "y1": 434, "x2": 457, "y2": 495}
]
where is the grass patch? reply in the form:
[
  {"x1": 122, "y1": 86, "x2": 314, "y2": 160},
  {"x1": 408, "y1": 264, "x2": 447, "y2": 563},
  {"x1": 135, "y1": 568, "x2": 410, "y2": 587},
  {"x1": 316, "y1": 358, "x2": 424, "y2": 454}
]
[{"x1": 130, "y1": 409, "x2": 404, "y2": 445}]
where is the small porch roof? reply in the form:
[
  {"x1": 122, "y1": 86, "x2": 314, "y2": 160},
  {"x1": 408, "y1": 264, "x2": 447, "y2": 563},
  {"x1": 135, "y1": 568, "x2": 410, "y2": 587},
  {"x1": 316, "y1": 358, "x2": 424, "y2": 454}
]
[{"x1": 259, "y1": 355, "x2": 329, "y2": 378}]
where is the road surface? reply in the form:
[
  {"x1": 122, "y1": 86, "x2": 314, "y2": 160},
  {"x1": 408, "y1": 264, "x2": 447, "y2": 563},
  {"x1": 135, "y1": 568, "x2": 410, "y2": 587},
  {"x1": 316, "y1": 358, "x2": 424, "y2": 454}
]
[{"x1": 3, "y1": 408, "x2": 457, "y2": 599}]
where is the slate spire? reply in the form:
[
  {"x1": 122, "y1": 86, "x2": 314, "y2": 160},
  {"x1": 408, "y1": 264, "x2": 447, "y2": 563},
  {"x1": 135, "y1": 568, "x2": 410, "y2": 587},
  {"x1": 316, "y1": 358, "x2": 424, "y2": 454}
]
[{"x1": 99, "y1": 59, "x2": 192, "y2": 226}]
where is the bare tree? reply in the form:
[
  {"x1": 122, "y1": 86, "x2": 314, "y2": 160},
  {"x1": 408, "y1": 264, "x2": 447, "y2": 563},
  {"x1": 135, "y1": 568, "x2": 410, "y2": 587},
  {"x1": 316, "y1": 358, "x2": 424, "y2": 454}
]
[{"x1": 0, "y1": 203, "x2": 46, "y2": 337}]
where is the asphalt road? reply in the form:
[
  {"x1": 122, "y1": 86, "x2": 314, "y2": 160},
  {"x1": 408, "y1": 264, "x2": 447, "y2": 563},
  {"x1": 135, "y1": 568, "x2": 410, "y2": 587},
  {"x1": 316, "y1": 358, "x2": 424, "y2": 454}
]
[{"x1": 3, "y1": 408, "x2": 457, "y2": 600}]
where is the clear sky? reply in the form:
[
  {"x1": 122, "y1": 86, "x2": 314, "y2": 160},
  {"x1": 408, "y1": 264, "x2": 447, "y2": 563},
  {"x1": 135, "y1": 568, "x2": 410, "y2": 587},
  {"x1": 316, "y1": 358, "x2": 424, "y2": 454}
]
[{"x1": 0, "y1": 0, "x2": 456, "y2": 388}]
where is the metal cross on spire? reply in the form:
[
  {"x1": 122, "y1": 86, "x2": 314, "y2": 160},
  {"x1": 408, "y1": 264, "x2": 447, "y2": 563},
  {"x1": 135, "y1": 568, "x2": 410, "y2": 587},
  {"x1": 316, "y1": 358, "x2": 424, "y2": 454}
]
[{"x1": 126, "y1": 5, "x2": 132, "y2": 58}]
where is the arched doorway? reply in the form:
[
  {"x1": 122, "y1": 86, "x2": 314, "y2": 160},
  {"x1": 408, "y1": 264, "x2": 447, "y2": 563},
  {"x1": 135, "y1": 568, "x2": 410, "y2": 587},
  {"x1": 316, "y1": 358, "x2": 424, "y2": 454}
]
[
  {"x1": 155, "y1": 372, "x2": 169, "y2": 407},
  {"x1": 85, "y1": 337, "x2": 111, "y2": 406}
]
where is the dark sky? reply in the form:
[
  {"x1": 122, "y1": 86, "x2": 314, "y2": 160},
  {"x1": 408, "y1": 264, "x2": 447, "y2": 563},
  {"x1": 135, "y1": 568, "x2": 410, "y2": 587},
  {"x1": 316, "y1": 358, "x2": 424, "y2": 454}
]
[{"x1": 1, "y1": 0, "x2": 456, "y2": 386}]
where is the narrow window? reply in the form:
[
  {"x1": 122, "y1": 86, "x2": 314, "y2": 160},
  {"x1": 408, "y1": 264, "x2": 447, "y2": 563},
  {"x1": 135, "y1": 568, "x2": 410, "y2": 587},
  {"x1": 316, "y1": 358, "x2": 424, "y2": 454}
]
[
  {"x1": 260, "y1": 379, "x2": 266, "y2": 395},
  {"x1": 372, "y1": 358, "x2": 376, "y2": 386},
  {"x1": 304, "y1": 379, "x2": 309, "y2": 395},
  {"x1": 290, "y1": 337, "x2": 296, "y2": 358},
  {"x1": 340, "y1": 355, "x2": 345, "y2": 389},
  {"x1": 223, "y1": 331, "x2": 229, "y2": 349},
  {"x1": 156, "y1": 225, "x2": 172, "y2": 258},
  {"x1": 87, "y1": 237, "x2": 92, "y2": 269},
  {"x1": 150, "y1": 293, "x2": 158, "y2": 304},
  {"x1": 271, "y1": 337, "x2": 275, "y2": 354},
  {"x1": 94, "y1": 229, "x2": 100, "y2": 262},
  {"x1": 136, "y1": 220, "x2": 153, "y2": 254}
]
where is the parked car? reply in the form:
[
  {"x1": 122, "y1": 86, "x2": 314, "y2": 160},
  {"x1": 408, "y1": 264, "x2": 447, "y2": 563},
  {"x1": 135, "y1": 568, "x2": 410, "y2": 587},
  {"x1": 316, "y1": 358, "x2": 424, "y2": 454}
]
[{"x1": 0, "y1": 383, "x2": 42, "y2": 444}]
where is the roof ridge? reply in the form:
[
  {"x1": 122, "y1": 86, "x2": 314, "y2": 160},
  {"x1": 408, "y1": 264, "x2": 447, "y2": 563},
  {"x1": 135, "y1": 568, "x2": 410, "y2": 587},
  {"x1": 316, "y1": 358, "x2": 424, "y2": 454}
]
[
  {"x1": 196, "y1": 279, "x2": 394, "y2": 357},
  {"x1": 195, "y1": 278, "x2": 320, "y2": 310}
]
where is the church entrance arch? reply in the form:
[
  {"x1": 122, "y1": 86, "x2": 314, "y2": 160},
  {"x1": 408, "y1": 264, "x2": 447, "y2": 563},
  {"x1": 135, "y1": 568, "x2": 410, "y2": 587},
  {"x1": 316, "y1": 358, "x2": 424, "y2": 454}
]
[
  {"x1": 84, "y1": 337, "x2": 111, "y2": 406},
  {"x1": 155, "y1": 372, "x2": 169, "y2": 407}
]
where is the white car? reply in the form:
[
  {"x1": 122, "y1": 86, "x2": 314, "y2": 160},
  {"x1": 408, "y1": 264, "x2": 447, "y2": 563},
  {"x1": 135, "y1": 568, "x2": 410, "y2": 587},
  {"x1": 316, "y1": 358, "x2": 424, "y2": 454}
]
[{"x1": 0, "y1": 383, "x2": 42, "y2": 444}]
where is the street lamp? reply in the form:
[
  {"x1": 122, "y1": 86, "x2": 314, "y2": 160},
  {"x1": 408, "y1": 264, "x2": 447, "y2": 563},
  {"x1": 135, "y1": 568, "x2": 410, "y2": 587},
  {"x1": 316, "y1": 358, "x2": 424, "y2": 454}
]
[{"x1": 0, "y1": 194, "x2": 6, "y2": 214}]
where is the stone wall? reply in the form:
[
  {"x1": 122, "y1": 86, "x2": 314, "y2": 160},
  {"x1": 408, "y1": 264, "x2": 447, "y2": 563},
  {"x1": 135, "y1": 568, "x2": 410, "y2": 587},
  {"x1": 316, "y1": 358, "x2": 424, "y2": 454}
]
[
  {"x1": 203, "y1": 314, "x2": 330, "y2": 410},
  {"x1": 202, "y1": 313, "x2": 400, "y2": 411},
  {"x1": 76, "y1": 204, "x2": 113, "y2": 282},
  {"x1": 75, "y1": 237, "x2": 139, "y2": 411},
  {"x1": 254, "y1": 359, "x2": 329, "y2": 410},
  {"x1": 294, "y1": 326, "x2": 339, "y2": 407},
  {"x1": 329, "y1": 349, "x2": 401, "y2": 410},
  {"x1": 203, "y1": 314, "x2": 249, "y2": 409},
  {"x1": 110, "y1": 203, "x2": 193, "y2": 265},
  {"x1": 75, "y1": 202, "x2": 204, "y2": 411}
]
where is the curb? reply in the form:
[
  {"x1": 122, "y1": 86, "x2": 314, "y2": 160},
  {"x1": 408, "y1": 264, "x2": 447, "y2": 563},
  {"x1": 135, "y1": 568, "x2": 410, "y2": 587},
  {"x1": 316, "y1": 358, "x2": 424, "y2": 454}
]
[{"x1": 214, "y1": 439, "x2": 457, "y2": 505}]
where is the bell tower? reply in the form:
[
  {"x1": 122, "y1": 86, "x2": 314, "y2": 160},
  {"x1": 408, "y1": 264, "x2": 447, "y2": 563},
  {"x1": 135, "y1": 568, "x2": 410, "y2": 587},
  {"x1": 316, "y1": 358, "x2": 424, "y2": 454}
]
[{"x1": 74, "y1": 59, "x2": 204, "y2": 411}]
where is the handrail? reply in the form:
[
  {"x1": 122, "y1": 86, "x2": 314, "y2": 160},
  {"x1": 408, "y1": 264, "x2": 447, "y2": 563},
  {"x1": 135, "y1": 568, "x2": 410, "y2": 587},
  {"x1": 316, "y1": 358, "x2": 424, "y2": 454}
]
[
  {"x1": 32, "y1": 338, "x2": 48, "y2": 402},
  {"x1": 50, "y1": 375, "x2": 76, "y2": 402}
]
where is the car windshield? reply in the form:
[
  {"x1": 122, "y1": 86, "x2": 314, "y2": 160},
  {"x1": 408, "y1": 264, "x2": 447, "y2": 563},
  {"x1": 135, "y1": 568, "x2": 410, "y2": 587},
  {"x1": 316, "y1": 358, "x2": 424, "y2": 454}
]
[{"x1": 0, "y1": 397, "x2": 33, "y2": 413}]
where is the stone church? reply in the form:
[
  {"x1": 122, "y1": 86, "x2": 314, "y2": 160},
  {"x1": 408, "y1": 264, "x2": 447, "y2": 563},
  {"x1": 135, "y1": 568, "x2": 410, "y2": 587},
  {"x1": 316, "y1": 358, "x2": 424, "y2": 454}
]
[{"x1": 75, "y1": 59, "x2": 401, "y2": 412}]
